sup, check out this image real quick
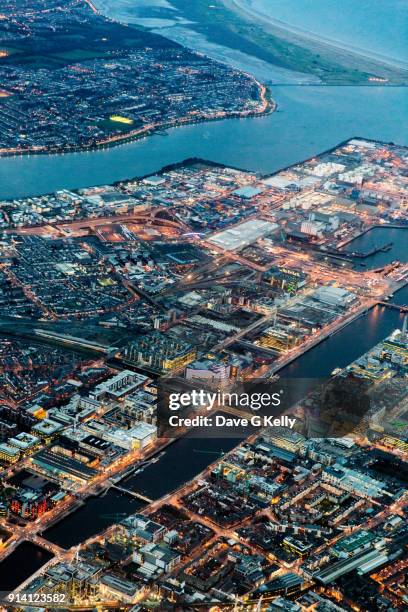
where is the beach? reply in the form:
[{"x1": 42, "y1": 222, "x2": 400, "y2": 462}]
[{"x1": 230, "y1": 0, "x2": 408, "y2": 70}]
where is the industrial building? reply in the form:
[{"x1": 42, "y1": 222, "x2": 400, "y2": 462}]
[{"x1": 209, "y1": 220, "x2": 278, "y2": 251}]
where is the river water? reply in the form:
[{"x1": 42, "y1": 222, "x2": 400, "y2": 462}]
[
  {"x1": 1, "y1": 0, "x2": 407, "y2": 581},
  {"x1": 1, "y1": 85, "x2": 408, "y2": 200},
  {"x1": 43, "y1": 436, "x2": 239, "y2": 548},
  {"x1": 2, "y1": 278, "x2": 406, "y2": 556},
  {"x1": 0, "y1": 542, "x2": 53, "y2": 591},
  {"x1": 1, "y1": 288, "x2": 406, "y2": 587},
  {"x1": 346, "y1": 227, "x2": 408, "y2": 270},
  {"x1": 42, "y1": 253, "x2": 408, "y2": 550},
  {"x1": 1, "y1": 2, "x2": 407, "y2": 198}
]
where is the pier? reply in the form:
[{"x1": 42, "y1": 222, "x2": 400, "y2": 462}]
[
  {"x1": 314, "y1": 241, "x2": 393, "y2": 261},
  {"x1": 347, "y1": 241, "x2": 393, "y2": 258}
]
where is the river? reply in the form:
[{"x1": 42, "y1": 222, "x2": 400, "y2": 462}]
[
  {"x1": 2, "y1": 280, "x2": 407, "y2": 557},
  {"x1": 40, "y1": 293, "x2": 408, "y2": 549},
  {"x1": 1, "y1": 85, "x2": 408, "y2": 200},
  {"x1": 41, "y1": 268, "x2": 408, "y2": 550},
  {"x1": 1, "y1": 0, "x2": 407, "y2": 582},
  {"x1": 1, "y1": 273, "x2": 406, "y2": 597},
  {"x1": 42, "y1": 435, "x2": 239, "y2": 548},
  {"x1": 0, "y1": 542, "x2": 53, "y2": 591},
  {"x1": 1, "y1": 3, "x2": 407, "y2": 199}
]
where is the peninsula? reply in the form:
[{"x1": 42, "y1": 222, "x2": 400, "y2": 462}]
[
  {"x1": 167, "y1": 0, "x2": 408, "y2": 85},
  {"x1": 0, "y1": 0, "x2": 270, "y2": 156}
]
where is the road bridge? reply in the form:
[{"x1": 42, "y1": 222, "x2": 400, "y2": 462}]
[
  {"x1": 377, "y1": 301, "x2": 408, "y2": 312},
  {"x1": 28, "y1": 534, "x2": 66, "y2": 557},
  {"x1": 110, "y1": 484, "x2": 153, "y2": 504},
  {"x1": 10, "y1": 206, "x2": 189, "y2": 237}
]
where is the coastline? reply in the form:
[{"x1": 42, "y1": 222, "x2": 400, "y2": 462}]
[
  {"x1": 3, "y1": 134, "x2": 405, "y2": 230},
  {"x1": 164, "y1": 0, "x2": 408, "y2": 85},
  {"x1": 0, "y1": 0, "x2": 276, "y2": 161},
  {"x1": 2, "y1": 134, "x2": 405, "y2": 208},
  {"x1": 1, "y1": 2, "x2": 408, "y2": 604},
  {"x1": 230, "y1": 0, "x2": 408, "y2": 72},
  {"x1": 0, "y1": 84, "x2": 275, "y2": 159}
]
